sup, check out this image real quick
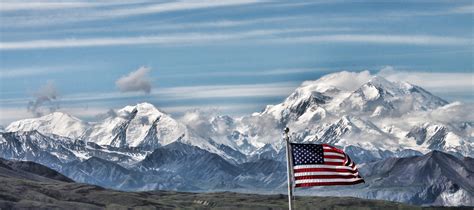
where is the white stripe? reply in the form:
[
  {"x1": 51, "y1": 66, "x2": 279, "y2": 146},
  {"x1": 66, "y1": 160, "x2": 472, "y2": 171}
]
[
  {"x1": 294, "y1": 165, "x2": 354, "y2": 170},
  {"x1": 295, "y1": 178, "x2": 363, "y2": 184},
  {"x1": 294, "y1": 172, "x2": 359, "y2": 177},
  {"x1": 324, "y1": 158, "x2": 344, "y2": 163},
  {"x1": 323, "y1": 152, "x2": 345, "y2": 158}
]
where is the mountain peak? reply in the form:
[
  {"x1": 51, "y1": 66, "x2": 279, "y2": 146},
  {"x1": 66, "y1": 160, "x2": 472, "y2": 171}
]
[
  {"x1": 6, "y1": 111, "x2": 88, "y2": 139},
  {"x1": 119, "y1": 102, "x2": 163, "y2": 115}
]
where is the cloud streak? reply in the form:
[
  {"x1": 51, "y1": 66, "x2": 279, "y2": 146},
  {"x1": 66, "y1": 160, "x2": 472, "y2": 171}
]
[
  {"x1": 0, "y1": 29, "x2": 303, "y2": 50},
  {"x1": 378, "y1": 66, "x2": 474, "y2": 91},
  {"x1": 1, "y1": 0, "x2": 264, "y2": 27},
  {"x1": 1, "y1": 32, "x2": 469, "y2": 50},
  {"x1": 107, "y1": 0, "x2": 263, "y2": 19},
  {"x1": 270, "y1": 34, "x2": 471, "y2": 45},
  {"x1": 0, "y1": 66, "x2": 83, "y2": 78},
  {"x1": 0, "y1": 1, "x2": 137, "y2": 11}
]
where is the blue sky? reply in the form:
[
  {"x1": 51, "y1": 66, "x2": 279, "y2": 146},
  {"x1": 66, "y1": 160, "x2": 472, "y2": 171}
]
[{"x1": 0, "y1": 0, "x2": 473, "y2": 125}]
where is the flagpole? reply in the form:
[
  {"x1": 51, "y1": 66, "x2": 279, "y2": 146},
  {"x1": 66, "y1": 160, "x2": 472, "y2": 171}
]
[{"x1": 284, "y1": 127, "x2": 293, "y2": 210}]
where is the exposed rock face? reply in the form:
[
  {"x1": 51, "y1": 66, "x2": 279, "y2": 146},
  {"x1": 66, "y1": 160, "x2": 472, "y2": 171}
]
[{"x1": 1, "y1": 71, "x2": 473, "y2": 206}]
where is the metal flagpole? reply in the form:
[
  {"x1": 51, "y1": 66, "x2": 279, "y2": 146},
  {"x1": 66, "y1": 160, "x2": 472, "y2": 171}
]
[{"x1": 284, "y1": 127, "x2": 293, "y2": 210}]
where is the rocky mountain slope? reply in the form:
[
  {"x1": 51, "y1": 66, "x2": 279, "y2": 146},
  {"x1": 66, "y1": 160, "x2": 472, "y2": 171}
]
[
  {"x1": 1, "y1": 129, "x2": 472, "y2": 206},
  {"x1": 298, "y1": 151, "x2": 474, "y2": 206},
  {"x1": 1, "y1": 71, "x2": 473, "y2": 206},
  {"x1": 0, "y1": 158, "x2": 464, "y2": 209}
]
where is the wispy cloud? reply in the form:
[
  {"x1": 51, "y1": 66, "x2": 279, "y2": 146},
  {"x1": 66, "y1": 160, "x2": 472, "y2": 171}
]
[
  {"x1": 1, "y1": 0, "x2": 264, "y2": 27},
  {"x1": 161, "y1": 103, "x2": 263, "y2": 115},
  {"x1": 106, "y1": 0, "x2": 263, "y2": 19},
  {"x1": 0, "y1": 28, "x2": 315, "y2": 50},
  {"x1": 0, "y1": 66, "x2": 81, "y2": 78},
  {"x1": 378, "y1": 67, "x2": 474, "y2": 91},
  {"x1": 156, "y1": 82, "x2": 298, "y2": 100},
  {"x1": 378, "y1": 66, "x2": 474, "y2": 102},
  {"x1": 0, "y1": 1, "x2": 140, "y2": 11},
  {"x1": 269, "y1": 34, "x2": 471, "y2": 45},
  {"x1": 0, "y1": 81, "x2": 298, "y2": 106},
  {"x1": 0, "y1": 105, "x2": 110, "y2": 125},
  {"x1": 2, "y1": 31, "x2": 469, "y2": 50},
  {"x1": 451, "y1": 4, "x2": 474, "y2": 14},
  {"x1": 73, "y1": 82, "x2": 298, "y2": 102},
  {"x1": 0, "y1": 107, "x2": 32, "y2": 126},
  {"x1": 0, "y1": 81, "x2": 298, "y2": 124},
  {"x1": 162, "y1": 67, "x2": 326, "y2": 78}
]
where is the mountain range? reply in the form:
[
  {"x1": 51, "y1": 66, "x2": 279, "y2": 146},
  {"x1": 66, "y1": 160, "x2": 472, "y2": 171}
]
[
  {"x1": 4, "y1": 157, "x2": 444, "y2": 209},
  {"x1": 0, "y1": 71, "x2": 472, "y2": 206}
]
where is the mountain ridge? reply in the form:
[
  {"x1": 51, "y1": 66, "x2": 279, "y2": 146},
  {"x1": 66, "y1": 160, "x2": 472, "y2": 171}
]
[{"x1": 1, "y1": 71, "x2": 473, "y2": 206}]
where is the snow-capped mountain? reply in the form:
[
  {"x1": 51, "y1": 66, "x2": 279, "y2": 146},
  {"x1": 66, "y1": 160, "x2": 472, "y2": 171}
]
[
  {"x1": 5, "y1": 102, "x2": 243, "y2": 162},
  {"x1": 84, "y1": 103, "x2": 185, "y2": 148},
  {"x1": 225, "y1": 71, "x2": 472, "y2": 158},
  {"x1": 1, "y1": 71, "x2": 473, "y2": 206},
  {"x1": 7, "y1": 112, "x2": 88, "y2": 140},
  {"x1": 4, "y1": 71, "x2": 473, "y2": 160},
  {"x1": 339, "y1": 76, "x2": 447, "y2": 116}
]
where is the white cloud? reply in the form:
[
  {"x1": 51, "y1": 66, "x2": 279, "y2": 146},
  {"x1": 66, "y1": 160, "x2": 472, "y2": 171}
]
[
  {"x1": 303, "y1": 70, "x2": 373, "y2": 91},
  {"x1": 0, "y1": 1, "x2": 261, "y2": 13},
  {"x1": 269, "y1": 34, "x2": 471, "y2": 45},
  {"x1": 0, "y1": 29, "x2": 304, "y2": 50},
  {"x1": 451, "y1": 5, "x2": 474, "y2": 14},
  {"x1": 2, "y1": 31, "x2": 469, "y2": 50},
  {"x1": 156, "y1": 82, "x2": 297, "y2": 99},
  {"x1": 0, "y1": 66, "x2": 82, "y2": 78},
  {"x1": 36, "y1": 82, "x2": 296, "y2": 104},
  {"x1": 107, "y1": 0, "x2": 263, "y2": 19},
  {"x1": 0, "y1": 1, "x2": 123, "y2": 11},
  {"x1": 162, "y1": 67, "x2": 324, "y2": 78},
  {"x1": 378, "y1": 66, "x2": 474, "y2": 92},
  {"x1": 0, "y1": 105, "x2": 109, "y2": 126},
  {"x1": 0, "y1": 107, "x2": 32, "y2": 126},
  {"x1": 116, "y1": 66, "x2": 153, "y2": 94},
  {"x1": 27, "y1": 80, "x2": 60, "y2": 117},
  {"x1": 162, "y1": 104, "x2": 261, "y2": 115},
  {"x1": 1, "y1": 0, "x2": 263, "y2": 27}
]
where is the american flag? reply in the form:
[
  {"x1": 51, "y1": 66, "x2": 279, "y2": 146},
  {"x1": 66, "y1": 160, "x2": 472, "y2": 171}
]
[{"x1": 290, "y1": 143, "x2": 364, "y2": 187}]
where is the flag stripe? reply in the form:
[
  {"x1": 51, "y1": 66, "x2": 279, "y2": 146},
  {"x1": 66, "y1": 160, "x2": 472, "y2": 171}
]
[
  {"x1": 295, "y1": 178, "x2": 363, "y2": 184},
  {"x1": 294, "y1": 164, "x2": 354, "y2": 170},
  {"x1": 323, "y1": 149, "x2": 344, "y2": 155},
  {"x1": 320, "y1": 162, "x2": 347, "y2": 166},
  {"x1": 291, "y1": 143, "x2": 364, "y2": 188},
  {"x1": 294, "y1": 172, "x2": 359, "y2": 177},
  {"x1": 324, "y1": 158, "x2": 345, "y2": 163},
  {"x1": 295, "y1": 180, "x2": 365, "y2": 187},
  {"x1": 294, "y1": 168, "x2": 358, "y2": 173},
  {"x1": 295, "y1": 174, "x2": 360, "y2": 180},
  {"x1": 324, "y1": 155, "x2": 346, "y2": 159}
]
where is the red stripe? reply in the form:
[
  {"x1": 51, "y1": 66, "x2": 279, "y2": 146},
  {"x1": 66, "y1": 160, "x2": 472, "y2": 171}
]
[
  {"x1": 323, "y1": 144, "x2": 345, "y2": 154},
  {"x1": 321, "y1": 162, "x2": 345, "y2": 166},
  {"x1": 295, "y1": 180, "x2": 365, "y2": 188},
  {"x1": 294, "y1": 168, "x2": 358, "y2": 173},
  {"x1": 295, "y1": 175, "x2": 360, "y2": 180},
  {"x1": 323, "y1": 149, "x2": 344, "y2": 155},
  {"x1": 323, "y1": 155, "x2": 346, "y2": 159}
]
